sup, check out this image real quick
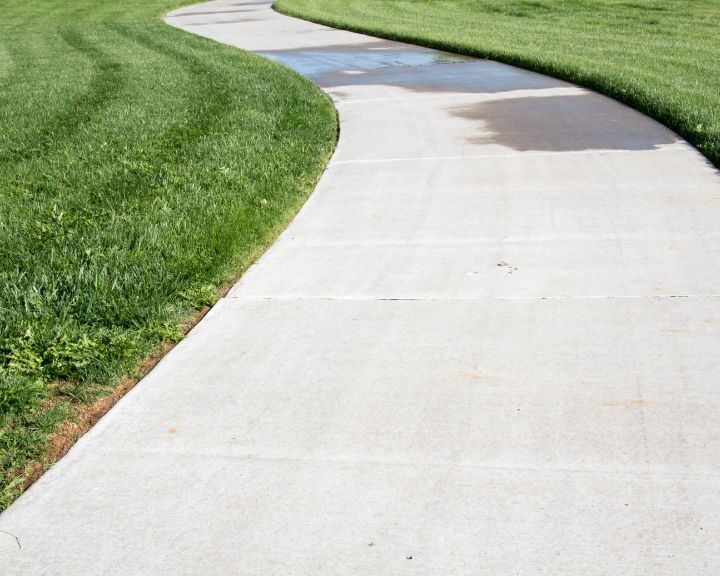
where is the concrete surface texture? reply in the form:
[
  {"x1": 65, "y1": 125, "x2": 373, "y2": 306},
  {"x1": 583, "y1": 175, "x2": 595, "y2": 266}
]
[{"x1": 2, "y1": 1, "x2": 720, "y2": 573}]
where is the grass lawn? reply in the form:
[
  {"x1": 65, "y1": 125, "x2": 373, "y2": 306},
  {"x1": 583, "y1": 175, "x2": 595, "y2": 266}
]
[
  {"x1": 0, "y1": 0, "x2": 336, "y2": 509},
  {"x1": 275, "y1": 0, "x2": 720, "y2": 168}
]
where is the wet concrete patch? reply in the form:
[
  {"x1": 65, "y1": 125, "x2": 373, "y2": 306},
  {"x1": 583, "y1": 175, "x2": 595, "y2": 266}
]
[
  {"x1": 189, "y1": 17, "x2": 260, "y2": 25},
  {"x1": 312, "y1": 60, "x2": 568, "y2": 94},
  {"x1": 257, "y1": 41, "x2": 472, "y2": 76},
  {"x1": 452, "y1": 93, "x2": 678, "y2": 151},
  {"x1": 258, "y1": 40, "x2": 571, "y2": 94},
  {"x1": 171, "y1": 8, "x2": 259, "y2": 17},
  {"x1": 225, "y1": 0, "x2": 270, "y2": 5},
  {"x1": 264, "y1": 40, "x2": 438, "y2": 53}
]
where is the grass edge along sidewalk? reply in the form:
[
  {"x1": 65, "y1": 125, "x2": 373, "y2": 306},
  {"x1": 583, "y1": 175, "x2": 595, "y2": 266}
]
[
  {"x1": 0, "y1": 0, "x2": 337, "y2": 510},
  {"x1": 275, "y1": 0, "x2": 720, "y2": 169}
]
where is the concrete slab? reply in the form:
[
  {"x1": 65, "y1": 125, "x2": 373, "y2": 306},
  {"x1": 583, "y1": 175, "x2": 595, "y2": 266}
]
[
  {"x1": 273, "y1": 155, "x2": 720, "y2": 245},
  {"x1": 2, "y1": 0, "x2": 720, "y2": 574},
  {"x1": 2, "y1": 297, "x2": 720, "y2": 574}
]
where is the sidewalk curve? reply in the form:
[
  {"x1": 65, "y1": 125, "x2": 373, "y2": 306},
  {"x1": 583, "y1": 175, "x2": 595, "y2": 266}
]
[{"x1": 2, "y1": 1, "x2": 720, "y2": 573}]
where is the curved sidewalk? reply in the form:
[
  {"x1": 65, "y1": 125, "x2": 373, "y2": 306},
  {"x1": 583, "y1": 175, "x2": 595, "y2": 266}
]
[{"x1": 2, "y1": 0, "x2": 720, "y2": 573}]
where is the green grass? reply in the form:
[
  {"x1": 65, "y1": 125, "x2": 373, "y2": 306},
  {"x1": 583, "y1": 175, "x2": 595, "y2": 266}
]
[
  {"x1": 0, "y1": 0, "x2": 336, "y2": 509},
  {"x1": 275, "y1": 0, "x2": 720, "y2": 168}
]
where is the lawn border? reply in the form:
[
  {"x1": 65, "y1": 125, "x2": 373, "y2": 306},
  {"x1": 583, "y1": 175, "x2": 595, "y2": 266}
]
[{"x1": 2, "y1": 0, "x2": 339, "y2": 510}]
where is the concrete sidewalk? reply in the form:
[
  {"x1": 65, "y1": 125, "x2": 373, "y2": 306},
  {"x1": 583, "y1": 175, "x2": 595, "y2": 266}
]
[{"x1": 2, "y1": 1, "x2": 720, "y2": 573}]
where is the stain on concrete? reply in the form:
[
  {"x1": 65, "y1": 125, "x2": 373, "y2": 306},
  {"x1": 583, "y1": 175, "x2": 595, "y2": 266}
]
[{"x1": 451, "y1": 94, "x2": 677, "y2": 151}]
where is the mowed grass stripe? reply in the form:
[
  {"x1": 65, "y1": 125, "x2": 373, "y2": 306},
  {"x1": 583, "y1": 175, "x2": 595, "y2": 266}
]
[
  {"x1": 0, "y1": 0, "x2": 336, "y2": 509},
  {"x1": 276, "y1": 0, "x2": 720, "y2": 168}
]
